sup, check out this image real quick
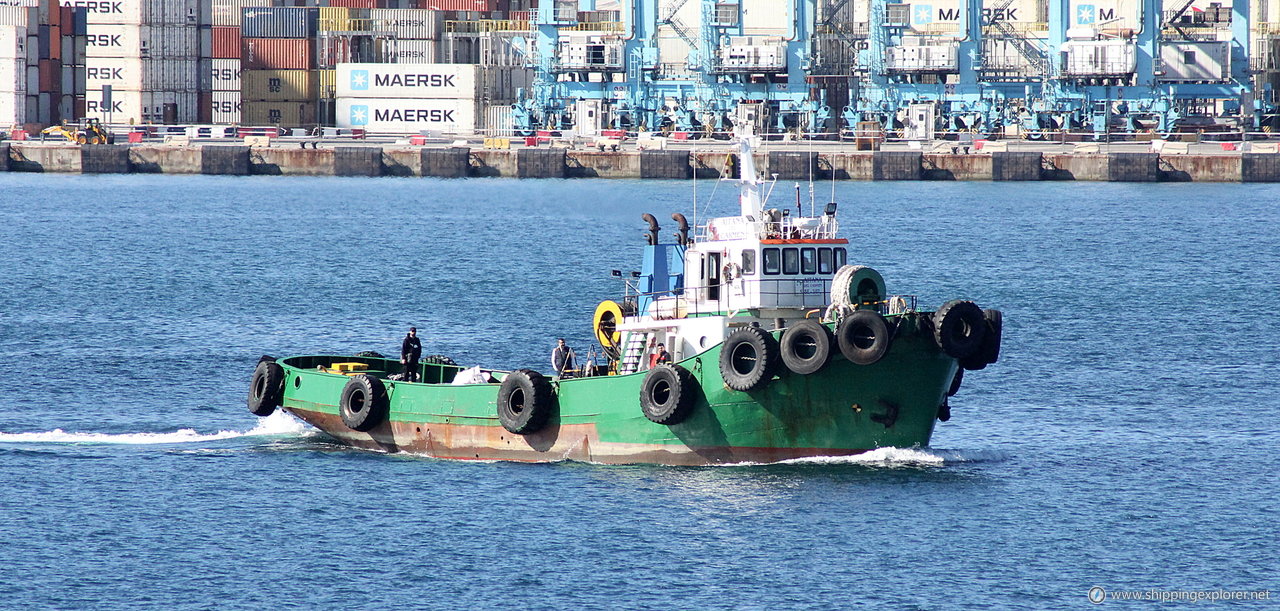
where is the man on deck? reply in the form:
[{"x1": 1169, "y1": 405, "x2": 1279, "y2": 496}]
[
  {"x1": 401, "y1": 327, "x2": 422, "y2": 382},
  {"x1": 552, "y1": 338, "x2": 576, "y2": 377}
]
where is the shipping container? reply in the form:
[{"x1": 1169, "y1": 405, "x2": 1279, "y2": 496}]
[
  {"x1": 330, "y1": 0, "x2": 388, "y2": 8},
  {"x1": 0, "y1": 6, "x2": 36, "y2": 28},
  {"x1": 211, "y1": 89, "x2": 241, "y2": 122},
  {"x1": 419, "y1": 0, "x2": 498, "y2": 11},
  {"x1": 242, "y1": 99, "x2": 314, "y2": 126},
  {"x1": 0, "y1": 90, "x2": 25, "y2": 127},
  {"x1": 243, "y1": 37, "x2": 313, "y2": 69},
  {"x1": 60, "y1": 0, "x2": 201, "y2": 26},
  {"x1": 336, "y1": 62, "x2": 528, "y2": 100},
  {"x1": 242, "y1": 69, "x2": 316, "y2": 101},
  {"x1": 206, "y1": 0, "x2": 272, "y2": 27},
  {"x1": 210, "y1": 25, "x2": 240, "y2": 58},
  {"x1": 369, "y1": 8, "x2": 442, "y2": 39},
  {"x1": 0, "y1": 24, "x2": 25, "y2": 59},
  {"x1": 336, "y1": 96, "x2": 479, "y2": 132},
  {"x1": 0, "y1": 57, "x2": 21, "y2": 92},
  {"x1": 84, "y1": 24, "x2": 200, "y2": 59},
  {"x1": 318, "y1": 68, "x2": 335, "y2": 98},
  {"x1": 62, "y1": 34, "x2": 87, "y2": 64},
  {"x1": 319, "y1": 7, "x2": 370, "y2": 32},
  {"x1": 82, "y1": 57, "x2": 200, "y2": 91},
  {"x1": 240, "y1": 6, "x2": 318, "y2": 39},
  {"x1": 201, "y1": 57, "x2": 241, "y2": 90},
  {"x1": 83, "y1": 88, "x2": 198, "y2": 122},
  {"x1": 379, "y1": 37, "x2": 437, "y2": 63}
]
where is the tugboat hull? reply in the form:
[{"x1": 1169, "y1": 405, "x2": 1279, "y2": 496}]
[{"x1": 271, "y1": 318, "x2": 957, "y2": 466}]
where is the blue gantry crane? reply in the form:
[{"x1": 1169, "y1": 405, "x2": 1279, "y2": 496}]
[
  {"x1": 514, "y1": 0, "x2": 830, "y2": 135},
  {"x1": 512, "y1": 0, "x2": 1259, "y2": 137}
]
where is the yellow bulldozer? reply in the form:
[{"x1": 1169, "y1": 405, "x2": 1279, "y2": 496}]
[{"x1": 41, "y1": 119, "x2": 112, "y2": 145}]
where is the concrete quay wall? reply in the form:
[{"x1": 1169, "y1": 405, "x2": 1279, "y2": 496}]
[{"x1": 0, "y1": 143, "x2": 1265, "y2": 182}]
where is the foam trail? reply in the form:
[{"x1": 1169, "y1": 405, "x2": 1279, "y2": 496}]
[
  {"x1": 778, "y1": 447, "x2": 1008, "y2": 467},
  {"x1": 0, "y1": 411, "x2": 312, "y2": 445}
]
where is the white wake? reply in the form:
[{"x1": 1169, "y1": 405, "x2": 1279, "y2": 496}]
[
  {"x1": 0, "y1": 411, "x2": 312, "y2": 445},
  {"x1": 777, "y1": 447, "x2": 1008, "y2": 467}
]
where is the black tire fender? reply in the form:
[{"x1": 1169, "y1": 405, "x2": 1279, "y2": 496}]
[
  {"x1": 497, "y1": 369, "x2": 554, "y2": 434},
  {"x1": 933, "y1": 300, "x2": 987, "y2": 360},
  {"x1": 340, "y1": 374, "x2": 389, "y2": 432},
  {"x1": 719, "y1": 326, "x2": 780, "y2": 392},
  {"x1": 837, "y1": 310, "x2": 892, "y2": 365},
  {"x1": 780, "y1": 319, "x2": 834, "y2": 375},
  {"x1": 247, "y1": 359, "x2": 284, "y2": 417},
  {"x1": 640, "y1": 364, "x2": 698, "y2": 425},
  {"x1": 959, "y1": 309, "x2": 1003, "y2": 370}
]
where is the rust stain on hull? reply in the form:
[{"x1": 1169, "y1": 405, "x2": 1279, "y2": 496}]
[{"x1": 285, "y1": 407, "x2": 869, "y2": 466}]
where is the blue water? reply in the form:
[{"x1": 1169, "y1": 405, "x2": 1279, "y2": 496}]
[{"x1": 0, "y1": 174, "x2": 1276, "y2": 609}]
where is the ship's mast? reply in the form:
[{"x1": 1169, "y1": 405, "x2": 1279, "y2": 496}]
[{"x1": 735, "y1": 127, "x2": 764, "y2": 219}]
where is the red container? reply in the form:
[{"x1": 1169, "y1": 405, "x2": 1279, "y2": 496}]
[
  {"x1": 420, "y1": 0, "x2": 498, "y2": 10},
  {"x1": 242, "y1": 38, "x2": 313, "y2": 70},
  {"x1": 198, "y1": 92, "x2": 213, "y2": 123},
  {"x1": 211, "y1": 26, "x2": 242, "y2": 59},
  {"x1": 38, "y1": 59, "x2": 61, "y2": 94}
]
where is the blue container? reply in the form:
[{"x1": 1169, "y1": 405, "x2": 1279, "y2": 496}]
[
  {"x1": 240, "y1": 7, "x2": 318, "y2": 39},
  {"x1": 71, "y1": 8, "x2": 88, "y2": 37}
]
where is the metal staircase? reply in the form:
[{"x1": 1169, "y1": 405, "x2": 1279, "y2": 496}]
[{"x1": 619, "y1": 331, "x2": 651, "y2": 374}]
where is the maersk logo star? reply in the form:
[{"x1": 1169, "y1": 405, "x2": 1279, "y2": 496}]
[
  {"x1": 914, "y1": 5, "x2": 933, "y2": 25},
  {"x1": 350, "y1": 70, "x2": 370, "y2": 90},
  {"x1": 1076, "y1": 4, "x2": 1095, "y2": 24},
  {"x1": 350, "y1": 105, "x2": 369, "y2": 126}
]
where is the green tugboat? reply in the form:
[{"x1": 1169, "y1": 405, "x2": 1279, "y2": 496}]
[{"x1": 246, "y1": 133, "x2": 1002, "y2": 466}]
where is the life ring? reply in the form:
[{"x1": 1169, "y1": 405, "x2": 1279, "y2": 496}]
[
  {"x1": 339, "y1": 374, "x2": 389, "y2": 432},
  {"x1": 247, "y1": 358, "x2": 284, "y2": 416},
  {"x1": 837, "y1": 310, "x2": 892, "y2": 365},
  {"x1": 722, "y1": 261, "x2": 741, "y2": 284},
  {"x1": 640, "y1": 364, "x2": 698, "y2": 425},
  {"x1": 960, "y1": 309, "x2": 1003, "y2": 370},
  {"x1": 780, "y1": 319, "x2": 833, "y2": 375},
  {"x1": 933, "y1": 300, "x2": 987, "y2": 360},
  {"x1": 593, "y1": 300, "x2": 625, "y2": 349},
  {"x1": 497, "y1": 369, "x2": 554, "y2": 434},
  {"x1": 719, "y1": 326, "x2": 780, "y2": 392}
]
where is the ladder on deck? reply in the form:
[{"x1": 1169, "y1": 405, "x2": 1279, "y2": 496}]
[{"x1": 619, "y1": 331, "x2": 650, "y2": 374}]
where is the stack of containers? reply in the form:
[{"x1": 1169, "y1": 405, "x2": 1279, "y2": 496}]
[
  {"x1": 334, "y1": 62, "x2": 530, "y2": 134},
  {"x1": 371, "y1": 7, "x2": 442, "y2": 65},
  {"x1": 60, "y1": 5, "x2": 88, "y2": 122},
  {"x1": 80, "y1": 0, "x2": 201, "y2": 124},
  {"x1": 241, "y1": 5, "x2": 317, "y2": 127},
  {"x1": 199, "y1": 0, "x2": 270, "y2": 124},
  {"x1": 2, "y1": 1, "x2": 58, "y2": 127},
  {"x1": 0, "y1": 5, "x2": 31, "y2": 128}
]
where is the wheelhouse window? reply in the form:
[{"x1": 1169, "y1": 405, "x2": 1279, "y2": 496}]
[
  {"x1": 834, "y1": 248, "x2": 847, "y2": 269},
  {"x1": 818, "y1": 248, "x2": 833, "y2": 274},
  {"x1": 783, "y1": 248, "x2": 800, "y2": 275},
  {"x1": 801, "y1": 248, "x2": 816, "y2": 274},
  {"x1": 741, "y1": 249, "x2": 756, "y2": 275},
  {"x1": 763, "y1": 248, "x2": 780, "y2": 275}
]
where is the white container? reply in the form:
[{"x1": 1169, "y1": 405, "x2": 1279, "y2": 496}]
[
  {"x1": 60, "y1": 0, "x2": 201, "y2": 26},
  {"x1": 0, "y1": 25, "x2": 26, "y2": 59},
  {"x1": 0, "y1": 6, "x2": 35, "y2": 28},
  {"x1": 84, "y1": 57, "x2": 200, "y2": 92},
  {"x1": 336, "y1": 63, "x2": 528, "y2": 101},
  {"x1": 336, "y1": 96, "x2": 480, "y2": 133},
  {"x1": 0, "y1": 58, "x2": 20, "y2": 91},
  {"x1": 84, "y1": 24, "x2": 200, "y2": 59},
  {"x1": 83, "y1": 88, "x2": 198, "y2": 123},
  {"x1": 201, "y1": 57, "x2": 241, "y2": 91},
  {"x1": 379, "y1": 38, "x2": 438, "y2": 64},
  {"x1": 211, "y1": 89, "x2": 241, "y2": 123},
  {"x1": 1, "y1": 89, "x2": 25, "y2": 126},
  {"x1": 206, "y1": 0, "x2": 271, "y2": 26},
  {"x1": 369, "y1": 8, "x2": 442, "y2": 40}
]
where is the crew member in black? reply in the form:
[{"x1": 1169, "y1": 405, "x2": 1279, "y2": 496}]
[
  {"x1": 401, "y1": 326, "x2": 422, "y2": 382},
  {"x1": 551, "y1": 338, "x2": 576, "y2": 377},
  {"x1": 654, "y1": 342, "x2": 671, "y2": 366}
]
